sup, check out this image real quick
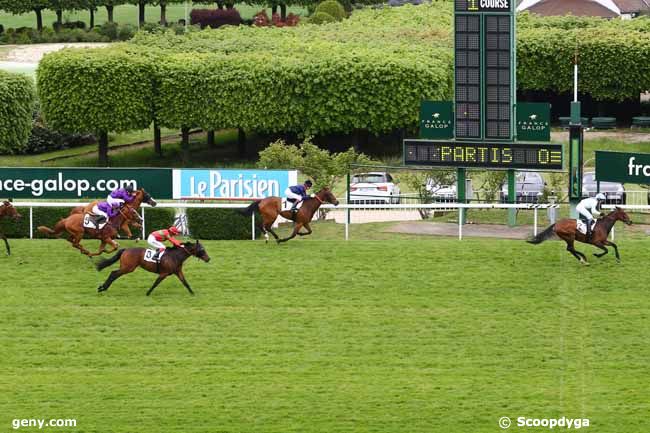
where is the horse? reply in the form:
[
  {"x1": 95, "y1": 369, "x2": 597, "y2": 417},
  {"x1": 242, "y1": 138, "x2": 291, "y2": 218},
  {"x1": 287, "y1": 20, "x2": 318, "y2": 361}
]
[
  {"x1": 95, "y1": 241, "x2": 210, "y2": 296},
  {"x1": 70, "y1": 188, "x2": 157, "y2": 239},
  {"x1": 527, "y1": 207, "x2": 632, "y2": 264},
  {"x1": 0, "y1": 201, "x2": 22, "y2": 256},
  {"x1": 37, "y1": 205, "x2": 140, "y2": 256},
  {"x1": 239, "y1": 187, "x2": 339, "y2": 243}
]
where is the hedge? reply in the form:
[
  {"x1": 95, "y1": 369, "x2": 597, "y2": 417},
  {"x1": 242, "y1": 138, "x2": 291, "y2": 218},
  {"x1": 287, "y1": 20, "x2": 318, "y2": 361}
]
[
  {"x1": 309, "y1": 11, "x2": 336, "y2": 24},
  {"x1": 142, "y1": 207, "x2": 176, "y2": 237},
  {"x1": 0, "y1": 207, "x2": 71, "y2": 239},
  {"x1": 186, "y1": 208, "x2": 259, "y2": 240},
  {"x1": 0, "y1": 71, "x2": 36, "y2": 154},
  {"x1": 190, "y1": 8, "x2": 242, "y2": 29},
  {"x1": 37, "y1": 46, "x2": 158, "y2": 134},
  {"x1": 314, "y1": 0, "x2": 346, "y2": 21}
]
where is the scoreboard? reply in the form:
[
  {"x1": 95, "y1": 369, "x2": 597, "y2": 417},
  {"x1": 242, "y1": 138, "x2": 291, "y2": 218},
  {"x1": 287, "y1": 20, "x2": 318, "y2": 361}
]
[{"x1": 404, "y1": 139, "x2": 563, "y2": 170}]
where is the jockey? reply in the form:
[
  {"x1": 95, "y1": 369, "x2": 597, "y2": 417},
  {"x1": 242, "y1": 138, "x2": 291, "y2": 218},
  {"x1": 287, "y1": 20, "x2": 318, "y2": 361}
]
[
  {"x1": 107, "y1": 184, "x2": 136, "y2": 208},
  {"x1": 147, "y1": 226, "x2": 182, "y2": 261},
  {"x1": 284, "y1": 180, "x2": 313, "y2": 214},
  {"x1": 576, "y1": 192, "x2": 606, "y2": 240},
  {"x1": 91, "y1": 201, "x2": 120, "y2": 226}
]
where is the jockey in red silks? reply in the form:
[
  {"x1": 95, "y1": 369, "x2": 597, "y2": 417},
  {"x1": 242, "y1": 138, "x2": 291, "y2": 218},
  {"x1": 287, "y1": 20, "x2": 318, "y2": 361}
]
[{"x1": 147, "y1": 226, "x2": 182, "y2": 261}]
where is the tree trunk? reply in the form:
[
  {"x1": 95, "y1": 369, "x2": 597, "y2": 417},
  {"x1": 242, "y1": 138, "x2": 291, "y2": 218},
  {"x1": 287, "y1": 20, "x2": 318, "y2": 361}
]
[
  {"x1": 207, "y1": 130, "x2": 215, "y2": 148},
  {"x1": 237, "y1": 128, "x2": 246, "y2": 157},
  {"x1": 216, "y1": 0, "x2": 224, "y2": 9},
  {"x1": 98, "y1": 131, "x2": 109, "y2": 166},
  {"x1": 154, "y1": 123, "x2": 162, "y2": 156},
  {"x1": 181, "y1": 127, "x2": 190, "y2": 163},
  {"x1": 89, "y1": 8, "x2": 95, "y2": 28},
  {"x1": 139, "y1": 1, "x2": 146, "y2": 25},
  {"x1": 160, "y1": 2, "x2": 167, "y2": 25},
  {"x1": 280, "y1": 4, "x2": 287, "y2": 20},
  {"x1": 34, "y1": 8, "x2": 43, "y2": 31},
  {"x1": 56, "y1": 9, "x2": 63, "y2": 25},
  {"x1": 106, "y1": 5, "x2": 114, "y2": 23},
  {"x1": 272, "y1": 4, "x2": 278, "y2": 15}
]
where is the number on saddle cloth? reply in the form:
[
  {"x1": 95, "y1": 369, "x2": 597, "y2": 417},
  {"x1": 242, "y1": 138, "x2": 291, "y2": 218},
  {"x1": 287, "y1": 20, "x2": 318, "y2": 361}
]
[
  {"x1": 144, "y1": 248, "x2": 165, "y2": 263},
  {"x1": 282, "y1": 199, "x2": 303, "y2": 212},
  {"x1": 83, "y1": 213, "x2": 107, "y2": 230},
  {"x1": 576, "y1": 219, "x2": 596, "y2": 235}
]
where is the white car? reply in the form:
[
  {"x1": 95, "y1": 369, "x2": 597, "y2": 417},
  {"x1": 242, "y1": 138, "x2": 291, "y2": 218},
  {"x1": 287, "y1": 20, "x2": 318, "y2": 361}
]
[
  {"x1": 425, "y1": 178, "x2": 473, "y2": 202},
  {"x1": 349, "y1": 172, "x2": 401, "y2": 204}
]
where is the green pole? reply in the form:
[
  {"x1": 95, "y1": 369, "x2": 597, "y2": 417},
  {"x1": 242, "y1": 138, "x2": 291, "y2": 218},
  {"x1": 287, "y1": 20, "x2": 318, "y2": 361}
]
[
  {"x1": 507, "y1": 169, "x2": 516, "y2": 226},
  {"x1": 457, "y1": 168, "x2": 466, "y2": 225}
]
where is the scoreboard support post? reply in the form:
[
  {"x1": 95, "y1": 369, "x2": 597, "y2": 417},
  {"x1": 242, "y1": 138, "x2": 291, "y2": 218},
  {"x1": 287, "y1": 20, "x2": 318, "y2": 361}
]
[
  {"x1": 507, "y1": 169, "x2": 516, "y2": 226},
  {"x1": 457, "y1": 167, "x2": 466, "y2": 225}
]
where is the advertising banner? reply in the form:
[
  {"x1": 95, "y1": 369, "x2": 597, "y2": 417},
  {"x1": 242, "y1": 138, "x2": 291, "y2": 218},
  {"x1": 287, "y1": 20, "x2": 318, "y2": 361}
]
[
  {"x1": 0, "y1": 168, "x2": 172, "y2": 199},
  {"x1": 172, "y1": 169, "x2": 298, "y2": 200},
  {"x1": 596, "y1": 150, "x2": 650, "y2": 184}
]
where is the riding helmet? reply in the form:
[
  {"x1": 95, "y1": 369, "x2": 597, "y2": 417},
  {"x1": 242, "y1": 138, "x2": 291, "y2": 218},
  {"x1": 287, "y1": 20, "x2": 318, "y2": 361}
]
[
  {"x1": 304, "y1": 180, "x2": 313, "y2": 187},
  {"x1": 595, "y1": 193, "x2": 606, "y2": 201},
  {"x1": 125, "y1": 184, "x2": 135, "y2": 193},
  {"x1": 168, "y1": 226, "x2": 180, "y2": 235}
]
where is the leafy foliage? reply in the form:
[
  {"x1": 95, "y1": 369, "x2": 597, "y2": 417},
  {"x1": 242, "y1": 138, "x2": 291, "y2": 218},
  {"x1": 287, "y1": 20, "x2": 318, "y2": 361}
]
[
  {"x1": 186, "y1": 208, "x2": 258, "y2": 240},
  {"x1": 190, "y1": 8, "x2": 242, "y2": 29},
  {"x1": 257, "y1": 138, "x2": 371, "y2": 189},
  {"x1": 314, "y1": 0, "x2": 345, "y2": 21},
  {"x1": 0, "y1": 71, "x2": 36, "y2": 155},
  {"x1": 309, "y1": 11, "x2": 335, "y2": 24}
]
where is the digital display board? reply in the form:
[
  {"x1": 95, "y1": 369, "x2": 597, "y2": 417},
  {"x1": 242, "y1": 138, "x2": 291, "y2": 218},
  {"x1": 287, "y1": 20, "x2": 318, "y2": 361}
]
[
  {"x1": 455, "y1": 0, "x2": 512, "y2": 12},
  {"x1": 455, "y1": 15, "x2": 481, "y2": 138},
  {"x1": 404, "y1": 139, "x2": 563, "y2": 170},
  {"x1": 484, "y1": 14, "x2": 512, "y2": 139}
]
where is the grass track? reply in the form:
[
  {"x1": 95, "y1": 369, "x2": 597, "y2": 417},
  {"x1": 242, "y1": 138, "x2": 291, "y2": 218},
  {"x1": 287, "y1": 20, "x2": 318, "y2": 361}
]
[{"x1": 1, "y1": 236, "x2": 650, "y2": 432}]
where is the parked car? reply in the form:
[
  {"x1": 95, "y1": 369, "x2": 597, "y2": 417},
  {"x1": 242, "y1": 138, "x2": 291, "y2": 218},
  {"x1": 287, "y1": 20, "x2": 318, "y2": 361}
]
[
  {"x1": 425, "y1": 178, "x2": 473, "y2": 203},
  {"x1": 349, "y1": 172, "x2": 401, "y2": 204},
  {"x1": 582, "y1": 171, "x2": 625, "y2": 204},
  {"x1": 500, "y1": 171, "x2": 546, "y2": 203}
]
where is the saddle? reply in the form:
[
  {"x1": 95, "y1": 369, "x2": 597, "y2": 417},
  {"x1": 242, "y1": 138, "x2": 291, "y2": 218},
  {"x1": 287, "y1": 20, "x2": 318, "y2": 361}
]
[
  {"x1": 576, "y1": 219, "x2": 596, "y2": 235},
  {"x1": 83, "y1": 213, "x2": 107, "y2": 230},
  {"x1": 282, "y1": 199, "x2": 303, "y2": 212},
  {"x1": 144, "y1": 248, "x2": 165, "y2": 263}
]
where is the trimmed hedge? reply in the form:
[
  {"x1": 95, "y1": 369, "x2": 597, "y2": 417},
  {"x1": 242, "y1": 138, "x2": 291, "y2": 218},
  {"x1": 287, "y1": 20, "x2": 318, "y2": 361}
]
[
  {"x1": 310, "y1": 11, "x2": 336, "y2": 24},
  {"x1": 0, "y1": 71, "x2": 36, "y2": 155},
  {"x1": 190, "y1": 8, "x2": 242, "y2": 29},
  {"x1": 0, "y1": 207, "x2": 71, "y2": 239},
  {"x1": 142, "y1": 207, "x2": 176, "y2": 237},
  {"x1": 37, "y1": 46, "x2": 158, "y2": 134},
  {"x1": 314, "y1": 0, "x2": 346, "y2": 21},
  {"x1": 186, "y1": 208, "x2": 259, "y2": 240}
]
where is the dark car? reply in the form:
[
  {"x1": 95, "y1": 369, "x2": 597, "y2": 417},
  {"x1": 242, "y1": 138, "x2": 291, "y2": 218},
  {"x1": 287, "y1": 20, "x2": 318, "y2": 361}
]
[{"x1": 582, "y1": 172, "x2": 625, "y2": 205}]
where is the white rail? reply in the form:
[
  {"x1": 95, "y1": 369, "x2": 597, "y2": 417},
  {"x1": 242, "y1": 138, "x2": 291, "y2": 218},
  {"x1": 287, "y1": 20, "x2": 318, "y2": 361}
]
[{"x1": 13, "y1": 201, "x2": 562, "y2": 241}]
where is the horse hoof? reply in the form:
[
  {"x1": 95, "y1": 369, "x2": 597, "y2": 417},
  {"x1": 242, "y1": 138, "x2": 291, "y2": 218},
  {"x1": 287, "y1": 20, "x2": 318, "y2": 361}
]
[{"x1": 581, "y1": 261, "x2": 590, "y2": 266}]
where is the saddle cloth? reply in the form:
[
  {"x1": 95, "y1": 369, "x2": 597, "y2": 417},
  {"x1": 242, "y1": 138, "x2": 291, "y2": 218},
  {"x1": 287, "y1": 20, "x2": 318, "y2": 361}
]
[
  {"x1": 83, "y1": 213, "x2": 107, "y2": 230},
  {"x1": 576, "y1": 219, "x2": 596, "y2": 235},
  {"x1": 143, "y1": 248, "x2": 165, "y2": 263},
  {"x1": 282, "y1": 200, "x2": 303, "y2": 212}
]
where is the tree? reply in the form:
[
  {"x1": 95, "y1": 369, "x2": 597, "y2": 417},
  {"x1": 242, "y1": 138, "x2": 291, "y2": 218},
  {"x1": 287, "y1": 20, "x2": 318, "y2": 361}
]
[
  {"x1": 50, "y1": 0, "x2": 87, "y2": 26},
  {"x1": 127, "y1": 0, "x2": 152, "y2": 25},
  {"x1": 401, "y1": 169, "x2": 455, "y2": 219},
  {"x1": 153, "y1": 0, "x2": 184, "y2": 25},
  {"x1": 257, "y1": 138, "x2": 372, "y2": 190},
  {"x1": 0, "y1": 0, "x2": 49, "y2": 31},
  {"x1": 98, "y1": 0, "x2": 126, "y2": 23}
]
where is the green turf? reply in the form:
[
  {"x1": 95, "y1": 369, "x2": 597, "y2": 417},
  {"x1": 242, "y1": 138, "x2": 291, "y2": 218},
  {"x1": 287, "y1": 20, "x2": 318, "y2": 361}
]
[
  {"x1": 1, "y1": 231, "x2": 649, "y2": 433},
  {"x1": 0, "y1": 3, "x2": 307, "y2": 30}
]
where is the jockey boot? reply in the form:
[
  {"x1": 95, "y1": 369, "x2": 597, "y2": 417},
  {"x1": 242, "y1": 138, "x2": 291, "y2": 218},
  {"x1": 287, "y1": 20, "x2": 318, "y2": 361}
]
[
  {"x1": 95, "y1": 215, "x2": 107, "y2": 226},
  {"x1": 290, "y1": 202, "x2": 299, "y2": 217},
  {"x1": 586, "y1": 222, "x2": 592, "y2": 241}
]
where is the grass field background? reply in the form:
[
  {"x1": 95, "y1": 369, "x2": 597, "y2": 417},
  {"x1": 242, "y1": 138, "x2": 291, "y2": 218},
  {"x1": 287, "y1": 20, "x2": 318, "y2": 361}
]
[{"x1": 2, "y1": 231, "x2": 650, "y2": 432}]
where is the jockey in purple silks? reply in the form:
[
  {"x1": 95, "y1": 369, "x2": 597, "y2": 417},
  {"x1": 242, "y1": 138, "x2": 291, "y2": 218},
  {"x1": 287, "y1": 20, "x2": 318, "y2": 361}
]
[
  {"x1": 92, "y1": 201, "x2": 120, "y2": 225},
  {"x1": 107, "y1": 184, "x2": 136, "y2": 208}
]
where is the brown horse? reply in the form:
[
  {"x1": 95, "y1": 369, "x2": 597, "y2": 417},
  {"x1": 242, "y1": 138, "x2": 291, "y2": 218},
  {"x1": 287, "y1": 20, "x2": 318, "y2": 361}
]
[
  {"x1": 95, "y1": 241, "x2": 210, "y2": 296},
  {"x1": 70, "y1": 188, "x2": 157, "y2": 238},
  {"x1": 37, "y1": 205, "x2": 140, "y2": 256},
  {"x1": 240, "y1": 187, "x2": 339, "y2": 243},
  {"x1": 527, "y1": 207, "x2": 632, "y2": 264},
  {"x1": 0, "y1": 201, "x2": 22, "y2": 256}
]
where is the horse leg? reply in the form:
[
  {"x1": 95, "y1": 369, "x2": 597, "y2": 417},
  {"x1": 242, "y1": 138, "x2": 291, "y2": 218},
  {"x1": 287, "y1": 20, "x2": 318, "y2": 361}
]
[
  {"x1": 297, "y1": 222, "x2": 312, "y2": 236},
  {"x1": 146, "y1": 274, "x2": 169, "y2": 296},
  {"x1": 565, "y1": 240, "x2": 588, "y2": 264},
  {"x1": 593, "y1": 243, "x2": 609, "y2": 258},
  {"x1": 103, "y1": 239, "x2": 119, "y2": 254},
  {"x1": 604, "y1": 240, "x2": 621, "y2": 262},
  {"x1": 87, "y1": 241, "x2": 108, "y2": 257},
  {"x1": 97, "y1": 270, "x2": 122, "y2": 293},
  {"x1": 1, "y1": 233, "x2": 10, "y2": 256},
  {"x1": 175, "y1": 270, "x2": 194, "y2": 295},
  {"x1": 278, "y1": 223, "x2": 303, "y2": 244}
]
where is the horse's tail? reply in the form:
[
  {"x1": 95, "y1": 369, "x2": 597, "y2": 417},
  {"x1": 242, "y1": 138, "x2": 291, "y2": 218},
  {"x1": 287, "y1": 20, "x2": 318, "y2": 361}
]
[
  {"x1": 37, "y1": 218, "x2": 66, "y2": 237},
  {"x1": 527, "y1": 224, "x2": 556, "y2": 244},
  {"x1": 96, "y1": 249, "x2": 125, "y2": 271},
  {"x1": 239, "y1": 200, "x2": 261, "y2": 217}
]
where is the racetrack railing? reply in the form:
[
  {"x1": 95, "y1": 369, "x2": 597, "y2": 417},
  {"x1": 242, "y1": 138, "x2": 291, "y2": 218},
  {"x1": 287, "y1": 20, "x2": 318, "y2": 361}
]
[{"x1": 13, "y1": 201, "x2": 562, "y2": 241}]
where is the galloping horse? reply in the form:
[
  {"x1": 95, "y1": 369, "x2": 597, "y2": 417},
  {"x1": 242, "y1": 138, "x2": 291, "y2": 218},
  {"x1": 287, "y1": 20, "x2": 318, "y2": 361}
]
[
  {"x1": 0, "y1": 201, "x2": 22, "y2": 256},
  {"x1": 37, "y1": 205, "x2": 140, "y2": 256},
  {"x1": 95, "y1": 241, "x2": 210, "y2": 296},
  {"x1": 70, "y1": 188, "x2": 157, "y2": 238},
  {"x1": 527, "y1": 207, "x2": 632, "y2": 264},
  {"x1": 240, "y1": 187, "x2": 339, "y2": 243}
]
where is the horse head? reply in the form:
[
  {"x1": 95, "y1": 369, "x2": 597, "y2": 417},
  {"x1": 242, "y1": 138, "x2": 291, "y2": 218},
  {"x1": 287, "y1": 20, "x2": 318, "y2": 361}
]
[
  {"x1": 188, "y1": 240, "x2": 210, "y2": 263},
  {"x1": 316, "y1": 187, "x2": 339, "y2": 206},
  {"x1": 136, "y1": 188, "x2": 157, "y2": 207},
  {"x1": 2, "y1": 201, "x2": 21, "y2": 221},
  {"x1": 614, "y1": 206, "x2": 632, "y2": 225}
]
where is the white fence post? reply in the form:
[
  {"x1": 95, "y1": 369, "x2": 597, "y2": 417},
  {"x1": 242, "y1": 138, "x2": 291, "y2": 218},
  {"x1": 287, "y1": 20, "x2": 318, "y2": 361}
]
[
  {"x1": 252, "y1": 213, "x2": 255, "y2": 241},
  {"x1": 458, "y1": 208, "x2": 463, "y2": 240},
  {"x1": 29, "y1": 206, "x2": 33, "y2": 239},
  {"x1": 611, "y1": 225, "x2": 615, "y2": 241},
  {"x1": 141, "y1": 207, "x2": 145, "y2": 238},
  {"x1": 533, "y1": 207, "x2": 538, "y2": 236},
  {"x1": 345, "y1": 206, "x2": 350, "y2": 241}
]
